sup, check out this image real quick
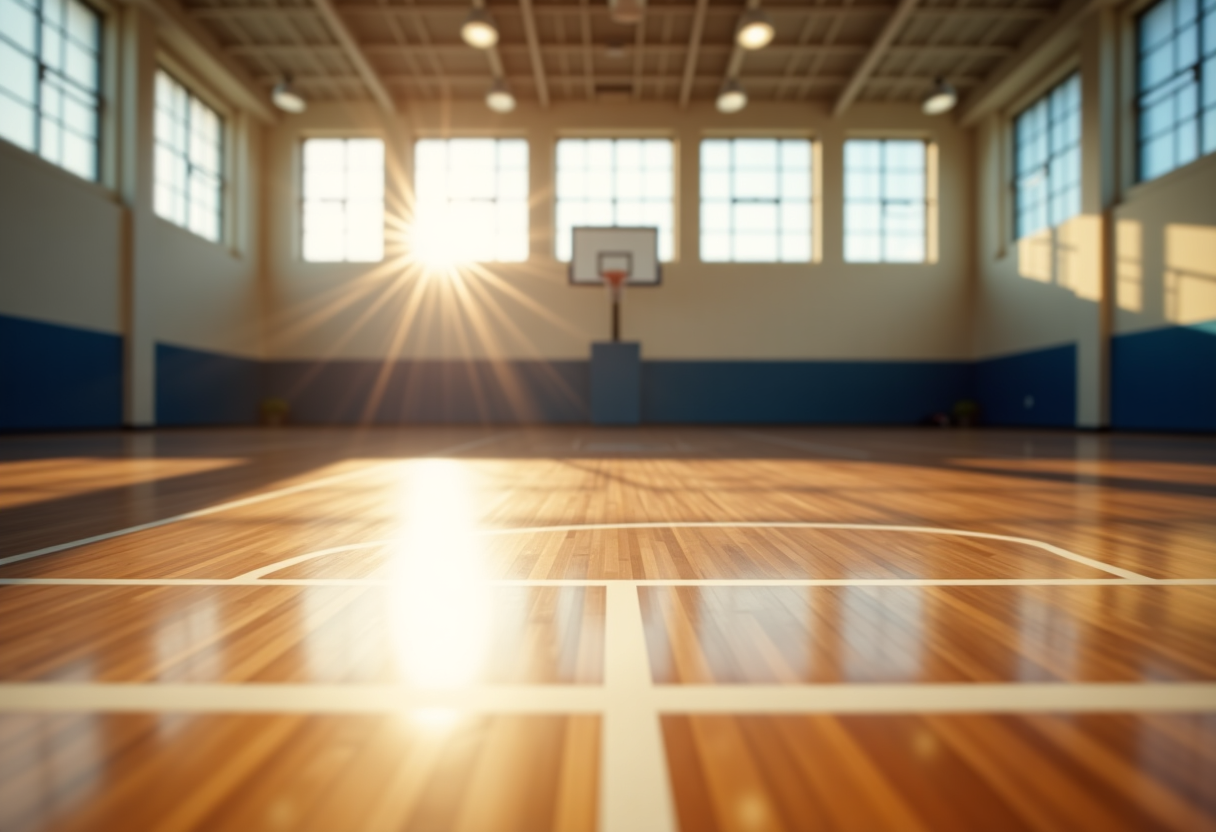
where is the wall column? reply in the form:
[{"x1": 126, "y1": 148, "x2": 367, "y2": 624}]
[
  {"x1": 1077, "y1": 7, "x2": 1120, "y2": 427},
  {"x1": 118, "y1": 4, "x2": 157, "y2": 426}
]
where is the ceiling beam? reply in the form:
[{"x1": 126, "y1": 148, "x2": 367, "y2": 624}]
[
  {"x1": 832, "y1": 0, "x2": 920, "y2": 116},
  {"x1": 678, "y1": 0, "x2": 709, "y2": 107},
  {"x1": 958, "y1": 0, "x2": 1112, "y2": 125},
  {"x1": 263, "y1": 72, "x2": 984, "y2": 87},
  {"x1": 310, "y1": 0, "x2": 396, "y2": 113},
  {"x1": 518, "y1": 0, "x2": 550, "y2": 107},
  {"x1": 229, "y1": 42, "x2": 1010, "y2": 60},
  {"x1": 273, "y1": 3, "x2": 1052, "y2": 19},
  {"x1": 579, "y1": 0, "x2": 595, "y2": 99}
]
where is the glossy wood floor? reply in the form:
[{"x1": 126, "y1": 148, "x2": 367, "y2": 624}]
[{"x1": 1, "y1": 426, "x2": 1214, "y2": 832}]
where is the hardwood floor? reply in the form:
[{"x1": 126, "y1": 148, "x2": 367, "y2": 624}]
[{"x1": 0, "y1": 426, "x2": 1213, "y2": 830}]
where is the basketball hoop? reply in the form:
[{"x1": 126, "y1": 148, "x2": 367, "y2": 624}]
[{"x1": 601, "y1": 270, "x2": 629, "y2": 292}]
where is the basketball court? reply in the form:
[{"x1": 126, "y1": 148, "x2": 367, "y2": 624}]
[
  {"x1": 4, "y1": 0, "x2": 1216, "y2": 825},
  {"x1": 2, "y1": 426, "x2": 1214, "y2": 830}
]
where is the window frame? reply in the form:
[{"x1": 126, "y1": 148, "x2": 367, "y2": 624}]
[
  {"x1": 299, "y1": 135, "x2": 386, "y2": 264},
  {"x1": 1012, "y1": 72, "x2": 1083, "y2": 241},
  {"x1": 411, "y1": 135, "x2": 531, "y2": 264},
  {"x1": 0, "y1": 0, "x2": 105, "y2": 182},
  {"x1": 1134, "y1": 0, "x2": 1215, "y2": 183},
  {"x1": 697, "y1": 136, "x2": 814, "y2": 264},
  {"x1": 153, "y1": 65, "x2": 226, "y2": 244},
  {"x1": 553, "y1": 136, "x2": 677, "y2": 263},
  {"x1": 842, "y1": 137, "x2": 932, "y2": 264}
]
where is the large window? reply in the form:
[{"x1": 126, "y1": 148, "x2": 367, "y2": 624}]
[
  {"x1": 843, "y1": 139, "x2": 927, "y2": 263},
  {"x1": 555, "y1": 138, "x2": 673, "y2": 262},
  {"x1": 1137, "y1": 0, "x2": 1216, "y2": 182},
  {"x1": 0, "y1": 0, "x2": 101, "y2": 180},
  {"x1": 154, "y1": 70, "x2": 223, "y2": 242},
  {"x1": 1014, "y1": 73, "x2": 1081, "y2": 240},
  {"x1": 302, "y1": 138, "x2": 384, "y2": 263},
  {"x1": 700, "y1": 138, "x2": 811, "y2": 263},
  {"x1": 414, "y1": 137, "x2": 528, "y2": 263}
]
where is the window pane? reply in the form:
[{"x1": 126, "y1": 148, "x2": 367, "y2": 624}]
[
  {"x1": 411, "y1": 137, "x2": 528, "y2": 263},
  {"x1": 1014, "y1": 73, "x2": 1081, "y2": 238},
  {"x1": 843, "y1": 139, "x2": 928, "y2": 263},
  {"x1": 556, "y1": 138, "x2": 673, "y2": 262},
  {"x1": 1136, "y1": 0, "x2": 1216, "y2": 181},
  {"x1": 698, "y1": 137, "x2": 813, "y2": 264}
]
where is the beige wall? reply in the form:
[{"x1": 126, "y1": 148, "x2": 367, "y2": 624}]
[
  {"x1": 266, "y1": 99, "x2": 974, "y2": 362},
  {"x1": 1113, "y1": 154, "x2": 1216, "y2": 336},
  {"x1": 0, "y1": 143, "x2": 123, "y2": 335}
]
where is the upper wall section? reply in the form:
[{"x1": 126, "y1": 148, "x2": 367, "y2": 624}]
[
  {"x1": 265, "y1": 99, "x2": 974, "y2": 363},
  {"x1": 0, "y1": 144, "x2": 123, "y2": 336},
  {"x1": 1114, "y1": 154, "x2": 1216, "y2": 338}
]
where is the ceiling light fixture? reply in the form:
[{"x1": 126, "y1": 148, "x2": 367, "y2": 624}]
[
  {"x1": 922, "y1": 78, "x2": 958, "y2": 115},
  {"x1": 609, "y1": 0, "x2": 645, "y2": 25},
  {"x1": 271, "y1": 76, "x2": 307, "y2": 114},
  {"x1": 716, "y1": 79, "x2": 748, "y2": 114},
  {"x1": 735, "y1": 8, "x2": 775, "y2": 50},
  {"x1": 485, "y1": 78, "x2": 516, "y2": 113},
  {"x1": 461, "y1": 7, "x2": 499, "y2": 49}
]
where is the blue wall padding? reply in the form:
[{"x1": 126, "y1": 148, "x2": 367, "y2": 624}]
[
  {"x1": 1112, "y1": 323, "x2": 1216, "y2": 432},
  {"x1": 0, "y1": 313, "x2": 123, "y2": 430},
  {"x1": 973, "y1": 344, "x2": 1076, "y2": 427},
  {"x1": 640, "y1": 360, "x2": 972, "y2": 424},
  {"x1": 268, "y1": 360, "x2": 590, "y2": 424},
  {"x1": 156, "y1": 343, "x2": 262, "y2": 426},
  {"x1": 591, "y1": 342, "x2": 642, "y2": 425}
]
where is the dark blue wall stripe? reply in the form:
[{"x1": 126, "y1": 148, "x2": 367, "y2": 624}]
[
  {"x1": 6, "y1": 315, "x2": 1216, "y2": 432},
  {"x1": 0, "y1": 313, "x2": 122, "y2": 431},
  {"x1": 268, "y1": 360, "x2": 590, "y2": 424},
  {"x1": 1112, "y1": 324, "x2": 1216, "y2": 432},
  {"x1": 973, "y1": 343, "x2": 1076, "y2": 427},
  {"x1": 641, "y1": 361, "x2": 972, "y2": 424},
  {"x1": 156, "y1": 343, "x2": 262, "y2": 426}
]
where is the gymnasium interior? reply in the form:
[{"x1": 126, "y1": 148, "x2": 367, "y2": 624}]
[{"x1": 1, "y1": 0, "x2": 1215, "y2": 826}]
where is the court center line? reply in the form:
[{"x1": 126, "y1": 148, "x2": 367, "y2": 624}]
[
  {"x1": 0, "y1": 433, "x2": 509, "y2": 570},
  {"x1": 6, "y1": 578, "x2": 1216, "y2": 588},
  {"x1": 235, "y1": 523, "x2": 1151, "y2": 582},
  {"x1": 601, "y1": 583, "x2": 678, "y2": 832},
  {"x1": 2, "y1": 683, "x2": 1213, "y2": 714}
]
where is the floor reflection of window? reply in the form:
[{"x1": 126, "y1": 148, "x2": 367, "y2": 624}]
[{"x1": 840, "y1": 587, "x2": 924, "y2": 682}]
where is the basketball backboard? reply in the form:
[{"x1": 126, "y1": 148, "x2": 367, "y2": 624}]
[{"x1": 569, "y1": 227, "x2": 661, "y2": 286}]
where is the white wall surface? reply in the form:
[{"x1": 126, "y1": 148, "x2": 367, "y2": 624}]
[
  {"x1": 266, "y1": 99, "x2": 974, "y2": 362},
  {"x1": 0, "y1": 143, "x2": 123, "y2": 335}
]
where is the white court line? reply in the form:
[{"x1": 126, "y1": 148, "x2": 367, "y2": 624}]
[
  {"x1": 235, "y1": 523, "x2": 1151, "y2": 581},
  {"x1": 0, "y1": 433, "x2": 507, "y2": 570},
  {"x1": 2, "y1": 683, "x2": 1214, "y2": 714},
  {"x1": 6, "y1": 578, "x2": 1216, "y2": 588},
  {"x1": 601, "y1": 584, "x2": 679, "y2": 832}
]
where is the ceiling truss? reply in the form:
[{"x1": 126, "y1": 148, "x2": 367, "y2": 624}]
[{"x1": 180, "y1": 0, "x2": 1061, "y2": 110}]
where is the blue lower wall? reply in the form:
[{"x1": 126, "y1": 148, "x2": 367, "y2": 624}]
[
  {"x1": 1112, "y1": 323, "x2": 1216, "y2": 432},
  {"x1": 5, "y1": 315, "x2": 1215, "y2": 431},
  {"x1": 0, "y1": 313, "x2": 123, "y2": 431},
  {"x1": 641, "y1": 361, "x2": 972, "y2": 424},
  {"x1": 156, "y1": 343, "x2": 262, "y2": 426},
  {"x1": 268, "y1": 360, "x2": 590, "y2": 424},
  {"x1": 974, "y1": 344, "x2": 1077, "y2": 427}
]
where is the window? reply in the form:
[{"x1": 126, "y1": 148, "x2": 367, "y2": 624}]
[
  {"x1": 154, "y1": 70, "x2": 223, "y2": 242},
  {"x1": 1137, "y1": 0, "x2": 1216, "y2": 182},
  {"x1": 555, "y1": 138, "x2": 673, "y2": 262},
  {"x1": 302, "y1": 138, "x2": 384, "y2": 263},
  {"x1": 0, "y1": 0, "x2": 101, "y2": 180},
  {"x1": 413, "y1": 137, "x2": 528, "y2": 263},
  {"x1": 700, "y1": 138, "x2": 811, "y2": 263},
  {"x1": 844, "y1": 139, "x2": 927, "y2": 263},
  {"x1": 1014, "y1": 73, "x2": 1081, "y2": 240}
]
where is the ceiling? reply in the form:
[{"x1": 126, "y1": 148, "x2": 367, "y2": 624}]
[{"x1": 180, "y1": 0, "x2": 1060, "y2": 111}]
